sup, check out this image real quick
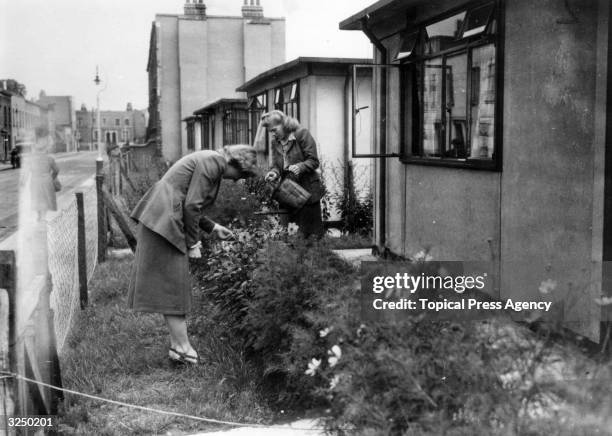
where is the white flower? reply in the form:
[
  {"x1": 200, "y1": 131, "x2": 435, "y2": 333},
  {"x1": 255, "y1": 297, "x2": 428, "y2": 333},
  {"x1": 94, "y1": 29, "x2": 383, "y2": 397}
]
[
  {"x1": 538, "y1": 279, "x2": 557, "y2": 295},
  {"x1": 328, "y1": 345, "x2": 342, "y2": 368},
  {"x1": 287, "y1": 222, "x2": 299, "y2": 236},
  {"x1": 329, "y1": 374, "x2": 340, "y2": 390},
  {"x1": 356, "y1": 324, "x2": 366, "y2": 337},
  {"x1": 413, "y1": 250, "x2": 433, "y2": 262},
  {"x1": 319, "y1": 327, "x2": 333, "y2": 338},
  {"x1": 594, "y1": 296, "x2": 612, "y2": 306},
  {"x1": 305, "y1": 358, "x2": 321, "y2": 376}
]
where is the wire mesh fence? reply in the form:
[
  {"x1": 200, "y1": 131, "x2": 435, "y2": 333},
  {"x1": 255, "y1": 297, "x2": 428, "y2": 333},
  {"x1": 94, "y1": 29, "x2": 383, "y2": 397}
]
[{"x1": 47, "y1": 184, "x2": 98, "y2": 351}]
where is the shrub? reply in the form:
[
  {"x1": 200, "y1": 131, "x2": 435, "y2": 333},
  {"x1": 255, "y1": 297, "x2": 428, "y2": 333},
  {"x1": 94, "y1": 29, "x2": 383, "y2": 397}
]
[{"x1": 192, "y1": 182, "x2": 612, "y2": 435}]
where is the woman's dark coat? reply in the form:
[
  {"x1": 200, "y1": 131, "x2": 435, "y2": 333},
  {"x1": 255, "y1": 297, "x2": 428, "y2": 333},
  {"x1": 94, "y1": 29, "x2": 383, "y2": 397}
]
[{"x1": 269, "y1": 127, "x2": 323, "y2": 202}]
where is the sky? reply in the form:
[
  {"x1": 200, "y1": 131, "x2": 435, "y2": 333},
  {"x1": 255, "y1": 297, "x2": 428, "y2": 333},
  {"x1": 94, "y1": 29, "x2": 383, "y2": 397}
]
[{"x1": 0, "y1": 0, "x2": 374, "y2": 111}]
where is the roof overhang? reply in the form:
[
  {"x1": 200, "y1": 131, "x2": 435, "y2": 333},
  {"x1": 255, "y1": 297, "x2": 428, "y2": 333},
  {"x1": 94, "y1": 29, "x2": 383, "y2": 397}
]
[
  {"x1": 237, "y1": 57, "x2": 373, "y2": 93},
  {"x1": 339, "y1": 0, "x2": 422, "y2": 31},
  {"x1": 193, "y1": 98, "x2": 248, "y2": 115}
]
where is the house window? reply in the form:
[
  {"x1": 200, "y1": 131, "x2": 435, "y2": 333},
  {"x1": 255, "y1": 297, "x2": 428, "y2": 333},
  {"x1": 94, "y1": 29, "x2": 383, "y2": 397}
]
[
  {"x1": 78, "y1": 117, "x2": 82, "y2": 127},
  {"x1": 115, "y1": 118, "x2": 120, "y2": 126},
  {"x1": 248, "y1": 92, "x2": 268, "y2": 148},
  {"x1": 186, "y1": 121, "x2": 195, "y2": 151},
  {"x1": 400, "y1": 1, "x2": 500, "y2": 168},
  {"x1": 274, "y1": 81, "x2": 299, "y2": 119},
  {"x1": 125, "y1": 118, "x2": 130, "y2": 126},
  {"x1": 223, "y1": 108, "x2": 249, "y2": 145},
  {"x1": 200, "y1": 114, "x2": 211, "y2": 150},
  {"x1": 93, "y1": 130, "x2": 99, "y2": 141}
]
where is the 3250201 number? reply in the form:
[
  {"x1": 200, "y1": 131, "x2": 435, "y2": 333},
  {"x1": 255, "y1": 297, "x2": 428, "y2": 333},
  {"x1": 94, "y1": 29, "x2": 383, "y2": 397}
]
[{"x1": 8, "y1": 416, "x2": 56, "y2": 427}]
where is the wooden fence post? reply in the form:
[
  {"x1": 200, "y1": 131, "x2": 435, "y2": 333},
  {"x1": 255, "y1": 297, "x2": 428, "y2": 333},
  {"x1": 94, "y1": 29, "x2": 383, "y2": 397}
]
[
  {"x1": 76, "y1": 192, "x2": 88, "y2": 309},
  {"x1": 96, "y1": 159, "x2": 107, "y2": 262},
  {"x1": 101, "y1": 186, "x2": 137, "y2": 253},
  {"x1": 0, "y1": 251, "x2": 17, "y2": 418}
]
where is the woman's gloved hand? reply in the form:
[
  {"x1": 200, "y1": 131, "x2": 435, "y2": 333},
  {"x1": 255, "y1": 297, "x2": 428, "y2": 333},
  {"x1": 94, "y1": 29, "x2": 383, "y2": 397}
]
[
  {"x1": 188, "y1": 241, "x2": 202, "y2": 259},
  {"x1": 212, "y1": 223, "x2": 235, "y2": 240},
  {"x1": 265, "y1": 171, "x2": 279, "y2": 182}
]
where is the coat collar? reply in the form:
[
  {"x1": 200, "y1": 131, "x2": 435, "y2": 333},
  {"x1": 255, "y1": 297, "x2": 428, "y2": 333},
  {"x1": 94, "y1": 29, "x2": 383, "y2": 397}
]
[{"x1": 277, "y1": 132, "x2": 297, "y2": 153}]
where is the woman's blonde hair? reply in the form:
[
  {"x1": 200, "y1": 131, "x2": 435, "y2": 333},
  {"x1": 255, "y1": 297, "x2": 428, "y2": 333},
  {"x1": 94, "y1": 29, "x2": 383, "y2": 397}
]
[
  {"x1": 223, "y1": 144, "x2": 258, "y2": 177},
  {"x1": 260, "y1": 110, "x2": 300, "y2": 134}
]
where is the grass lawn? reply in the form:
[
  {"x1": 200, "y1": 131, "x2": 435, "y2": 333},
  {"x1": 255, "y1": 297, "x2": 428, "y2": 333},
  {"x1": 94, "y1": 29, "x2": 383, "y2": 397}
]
[{"x1": 58, "y1": 257, "x2": 273, "y2": 436}]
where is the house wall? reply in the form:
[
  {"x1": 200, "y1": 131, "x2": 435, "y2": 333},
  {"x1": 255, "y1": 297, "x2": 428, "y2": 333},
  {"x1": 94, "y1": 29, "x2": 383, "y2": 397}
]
[
  {"x1": 369, "y1": 0, "x2": 602, "y2": 339},
  {"x1": 501, "y1": 0, "x2": 600, "y2": 338},
  {"x1": 178, "y1": 18, "x2": 209, "y2": 156},
  {"x1": 158, "y1": 15, "x2": 182, "y2": 161},
  {"x1": 154, "y1": 12, "x2": 286, "y2": 163}
]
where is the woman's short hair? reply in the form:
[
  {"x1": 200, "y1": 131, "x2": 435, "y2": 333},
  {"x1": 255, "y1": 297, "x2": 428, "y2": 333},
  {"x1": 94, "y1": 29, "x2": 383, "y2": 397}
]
[
  {"x1": 223, "y1": 144, "x2": 258, "y2": 177},
  {"x1": 260, "y1": 110, "x2": 300, "y2": 134}
]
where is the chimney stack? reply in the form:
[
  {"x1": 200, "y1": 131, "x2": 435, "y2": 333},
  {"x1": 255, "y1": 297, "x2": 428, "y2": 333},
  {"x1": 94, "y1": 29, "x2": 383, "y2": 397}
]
[
  {"x1": 184, "y1": 0, "x2": 206, "y2": 18},
  {"x1": 242, "y1": 0, "x2": 264, "y2": 18}
]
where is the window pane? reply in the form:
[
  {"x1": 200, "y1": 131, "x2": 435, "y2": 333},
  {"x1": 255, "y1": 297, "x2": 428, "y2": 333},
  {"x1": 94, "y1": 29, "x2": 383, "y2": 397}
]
[
  {"x1": 469, "y1": 43, "x2": 496, "y2": 159},
  {"x1": 425, "y1": 11, "x2": 466, "y2": 53},
  {"x1": 462, "y1": 3, "x2": 494, "y2": 38},
  {"x1": 396, "y1": 31, "x2": 419, "y2": 61},
  {"x1": 290, "y1": 83, "x2": 298, "y2": 100},
  {"x1": 445, "y1": 53, "x2": 468, "y2": 158},
  {"x1": 422, "y1": 58, "x2": 444, "y2": 157}
]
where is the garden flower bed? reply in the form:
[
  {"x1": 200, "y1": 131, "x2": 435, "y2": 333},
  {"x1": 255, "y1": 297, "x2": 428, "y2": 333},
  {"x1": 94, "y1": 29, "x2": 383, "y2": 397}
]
[{"x1": 60, "y1": 180, "x2": 612, "y2": 435}]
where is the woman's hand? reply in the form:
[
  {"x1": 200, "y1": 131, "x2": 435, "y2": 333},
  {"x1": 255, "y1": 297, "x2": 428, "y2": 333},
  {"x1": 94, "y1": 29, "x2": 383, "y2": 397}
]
[
  {"x1": 265, "y1": 171, "x2": 279, "y2": 182},
  {"x1": 188, "y1": 241, "x2": 202, "y2": 259},
  {"x1": 287, "y1": 165, "x2": 301, "y2": 177},
  {"x1": 212, "y1": 223, "x2": 234, "y2": 240}
]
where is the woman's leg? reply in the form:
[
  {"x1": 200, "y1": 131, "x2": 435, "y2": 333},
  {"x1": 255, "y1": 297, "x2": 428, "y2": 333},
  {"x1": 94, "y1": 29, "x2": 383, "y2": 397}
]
[{"x1": 164, "y1": 315, "x2": 197, "y2": 357}]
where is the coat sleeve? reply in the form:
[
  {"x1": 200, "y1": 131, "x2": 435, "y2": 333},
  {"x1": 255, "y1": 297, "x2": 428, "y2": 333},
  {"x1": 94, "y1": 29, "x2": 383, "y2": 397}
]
[
  {"x1": 199, "y1": 216, "x2": 216, "y2": 234},
  {"x1": 183, "y1": 158, "x2": 221, "y2": 248},
  {"x1": 49, "y1": 156, "x2": 59, "y2": 179},
  {"x1": 296, "y1": 129, "x2": 319, "y2": 174}
]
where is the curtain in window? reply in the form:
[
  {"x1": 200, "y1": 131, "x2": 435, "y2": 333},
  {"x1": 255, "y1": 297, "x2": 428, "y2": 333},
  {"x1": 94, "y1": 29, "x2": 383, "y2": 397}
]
[
  {"x1": 470, "y1": 44, "x2": 496, "y2": 159},
  {"x1": 423, "y1": 61, "x2": 443, "y2": 156}
]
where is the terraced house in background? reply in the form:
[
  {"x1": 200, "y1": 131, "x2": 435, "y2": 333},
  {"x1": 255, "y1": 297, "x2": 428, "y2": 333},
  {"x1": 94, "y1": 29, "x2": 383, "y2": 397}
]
[
  {"x1": 147, "y1": 0, "x2": 286, "y2": 161},
  {"x1": 75, "y1": 102, "x2": 147, "y2": 151}
]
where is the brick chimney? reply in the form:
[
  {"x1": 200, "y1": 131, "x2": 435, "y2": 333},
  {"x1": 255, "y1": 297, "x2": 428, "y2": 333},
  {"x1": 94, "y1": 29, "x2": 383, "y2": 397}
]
[
  {"x1": 184, "y1": 0, "x2": 206, "y2": 18},
  {"x1": 242, "y1": 0, "x2": 264, "y2": 18}
]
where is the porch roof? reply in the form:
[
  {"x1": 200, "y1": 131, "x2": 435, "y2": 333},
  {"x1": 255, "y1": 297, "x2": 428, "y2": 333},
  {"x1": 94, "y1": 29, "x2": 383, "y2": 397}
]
[
  {"x1": 193, "y1": 98, "x2": 248, "y2": 115},
  {"x1": 339, "y1": 0, "x2": 422, "y2": 31},
  {"x1": 236, "y1": 57, "x2": 372, "y2": 93}
]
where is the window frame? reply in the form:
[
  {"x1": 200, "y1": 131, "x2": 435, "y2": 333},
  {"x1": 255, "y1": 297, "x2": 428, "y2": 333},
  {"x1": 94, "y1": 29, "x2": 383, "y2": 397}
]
[
  {"x1": 248, "y1": 92, "x2": 268, "y2": 149},
  {"x1": 222, "y1": 107, "x2": 249, "y2": 146},
  {"x1": 399, "y1": 0, "x2": 503, "y2": 171},
  {"x1": 274, "y1": 80, "x2": 300, "y2": 120}
]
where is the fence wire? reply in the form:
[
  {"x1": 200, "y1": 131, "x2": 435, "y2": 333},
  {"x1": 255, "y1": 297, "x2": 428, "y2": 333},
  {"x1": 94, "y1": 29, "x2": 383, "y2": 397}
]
[{"x1": 47, "y1": 184, "x2": 98, "y2": 351}]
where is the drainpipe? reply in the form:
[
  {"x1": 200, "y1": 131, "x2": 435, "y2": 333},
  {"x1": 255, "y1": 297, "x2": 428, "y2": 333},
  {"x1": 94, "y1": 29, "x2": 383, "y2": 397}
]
[
  {"x1": 343, "y1": 72, "x2": 351, "y2": 196},
  {"x1": 360, "y1": 15, "x2": 388, "y2": 251}
]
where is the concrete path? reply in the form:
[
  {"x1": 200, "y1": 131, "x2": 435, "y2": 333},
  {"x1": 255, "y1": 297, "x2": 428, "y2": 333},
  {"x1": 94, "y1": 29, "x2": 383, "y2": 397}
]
[
  {"x1": 332, "y1": 248, "x2": 377, "y2": 267},
  {"x1": 189, "y1": 419, "x2": 324, "y2": 436}
]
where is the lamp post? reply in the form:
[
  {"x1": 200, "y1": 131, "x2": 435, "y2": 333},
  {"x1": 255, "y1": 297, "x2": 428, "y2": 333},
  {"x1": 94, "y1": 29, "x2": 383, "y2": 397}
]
[
  {"x1": 93, "y1": 66, "x2": 107, "y2": 262},
  {"x1": 94, "y1": 66, "x2": 103, "y2": 161}
]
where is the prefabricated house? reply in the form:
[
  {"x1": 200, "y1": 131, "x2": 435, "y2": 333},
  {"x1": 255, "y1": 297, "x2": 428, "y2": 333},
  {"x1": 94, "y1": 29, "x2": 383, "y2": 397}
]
[
  {"x1": 184, "y1": 98, "x2": 249, "y2": 152},
  {"x1": 340, "y1": 0, "x2": 612, "y2": 340},
  {"x1": 236, "y1": 57, "x2": 374, "y2": 215}
]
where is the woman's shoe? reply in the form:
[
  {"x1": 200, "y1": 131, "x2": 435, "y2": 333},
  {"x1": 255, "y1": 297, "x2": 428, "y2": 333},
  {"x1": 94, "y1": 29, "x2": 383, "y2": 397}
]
[{"x1": 168, "y1": 348, "x2": 199, "y2": 365}]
